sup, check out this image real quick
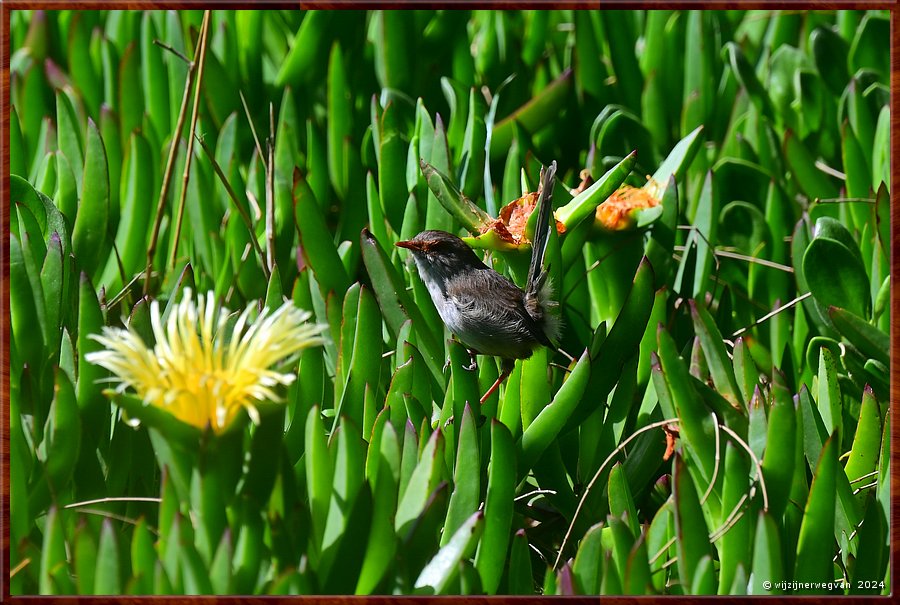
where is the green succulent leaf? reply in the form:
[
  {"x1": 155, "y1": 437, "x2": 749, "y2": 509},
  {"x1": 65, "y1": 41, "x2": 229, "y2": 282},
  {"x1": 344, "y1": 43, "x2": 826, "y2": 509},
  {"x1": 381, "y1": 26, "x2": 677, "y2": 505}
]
[
  {"x1": 794, "y1": 432, "x2": 839, "y2": 592},
  {"x1": 555, "y1": 151, "x2": 636, "y2": 230},
  {"x1": 475, "y1": 420, "x2": 516, "y2": 594},
  {"x1": 420, "y1": 159, "x2": 493, "y2": 234}
]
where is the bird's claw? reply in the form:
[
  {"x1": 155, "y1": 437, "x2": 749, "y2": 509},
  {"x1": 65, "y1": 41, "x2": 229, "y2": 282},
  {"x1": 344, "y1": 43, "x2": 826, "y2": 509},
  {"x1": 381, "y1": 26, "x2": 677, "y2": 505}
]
[
  {"x1": 445, "y1": 351, "x2": 478, "y2": 372},
  {"x1": 465, "y1": 349, "x2": 478, "y2": 371}
]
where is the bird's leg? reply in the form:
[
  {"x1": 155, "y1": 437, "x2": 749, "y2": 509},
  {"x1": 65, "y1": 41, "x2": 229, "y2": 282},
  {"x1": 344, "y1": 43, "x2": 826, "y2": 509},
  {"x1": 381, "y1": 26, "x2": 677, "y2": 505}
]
[{"x1": 480, "y1": 359, "x2": 515, "y2": 404}]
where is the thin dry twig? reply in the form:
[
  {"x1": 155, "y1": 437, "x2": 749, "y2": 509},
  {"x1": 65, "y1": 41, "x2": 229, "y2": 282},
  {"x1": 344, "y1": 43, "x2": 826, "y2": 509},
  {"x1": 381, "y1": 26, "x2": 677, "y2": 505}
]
[
  {"x1": 709, "y1": 491, "x2": 751, "y2": 542},
  {"x1": 700, "y1": 413, "x2": 721, "y2": 505},
  {"x1": 265, "y1": 103, "x2": 276, "y2": 273},
  {"x1": 718, "y1": 423, "x2": 769, "y2": 511},
  {"x1": 650, "y1": 535, "x2": 676, "y2": 566},
  {"x1": 674, "y1": 246, "x2": 795, "y2": 273},
  {"x1": 240, "y1": 90, "x2": 266, "y2": 169},
  {"x1": 107, "y1": 271, "x2": 146, "y2": 309},
  {"x1": 64, "y1": 496, "x2": 162, "y2": 508},
  {"x1": 815, "y1": 197, "x2": 876, "y2": 204},
  {"x1": 852, "y1": 481, "x2": 878, "y2": 495},
  {"x1": 72, "y1": 508, "x2": 158, "y2": 534},
  {"x1": 152, "y1": 38, "x2": 190, "y2": 65},
  {"x1": 514, "y1": 488, "x2": 558, "y2": 503},
  {"x1": 815, "y1": 160, "x2": 846, "y2": 180},
  {"x1": 9, "y1": 557, "x2": 31, "y2": 578},
  {"x1": 554, "y1": 418, "x2": 679, "y2": 570},
  {"x1": 195, "y1": 134, "x2": 269, "y2": 278},
  {"x1": 143, "y1": 14, "x2": 207, "y2": 296},
  {"x1": 732, "y1": 292, "x2": 812, "y2": 337},
  {"x1": 169, "y1": 9, "x2": 213, "y2": 271},
  {"x1": 849, "y1": 469, "x2": 879, "y2": 484}
]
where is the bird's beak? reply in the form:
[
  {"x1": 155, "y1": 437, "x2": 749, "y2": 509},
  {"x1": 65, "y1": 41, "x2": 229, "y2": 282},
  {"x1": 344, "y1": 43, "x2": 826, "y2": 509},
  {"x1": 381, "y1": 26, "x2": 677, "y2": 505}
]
[{"x1": 395, "y1": 240, "x2": 422, "y2": 250}]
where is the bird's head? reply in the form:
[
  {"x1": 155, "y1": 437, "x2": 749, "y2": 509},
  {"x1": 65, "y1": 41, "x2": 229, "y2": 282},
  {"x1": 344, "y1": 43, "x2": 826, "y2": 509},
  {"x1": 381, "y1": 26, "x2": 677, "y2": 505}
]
[{"x1": 396, "y1": 230, "x2": 486, "y2": 279}]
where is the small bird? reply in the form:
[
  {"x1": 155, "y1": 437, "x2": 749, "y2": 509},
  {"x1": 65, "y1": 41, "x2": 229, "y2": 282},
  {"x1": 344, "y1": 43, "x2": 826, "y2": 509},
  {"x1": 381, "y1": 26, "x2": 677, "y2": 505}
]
[{"x1": 396, "y1": 161, "x2": 561, "y2": 403}]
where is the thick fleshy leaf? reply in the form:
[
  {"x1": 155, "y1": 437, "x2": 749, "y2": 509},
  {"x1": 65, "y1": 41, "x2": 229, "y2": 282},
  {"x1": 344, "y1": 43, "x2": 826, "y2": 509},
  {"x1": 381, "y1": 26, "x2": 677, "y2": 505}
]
[
  {"x1": 844, "y1": 386, "x2": 881, "y2": 489},
  {"x1": 55, "y1": 89, "x2": 84, "y2": 194},
  {"x1": 305, "y1": 406, "x2": 333, "y2": 549},
  {"x1": 717, "y1": 441, "x2": 752, "y2": 595},
  {"x1": 572, "y1": 522, "x2": 604, "y2": 595},
  {"x1": 475, "y1": 420, "x2": 516, "y2": 594},
  {"x1": 507, "y1": 529, "x2": 534, "y2": 595},
  {"x1": 518, "y1": 350, "x2": 590, "y2": 472},
  {"x1": 673, "y1": 455, "x2": 715, "y2": 594},
  {"x1": 829, "y1": 306, "x2": 889, "y2": 367},
  {"x1": 794, "y1": 432, "x2": 838, "y2": 592},
  {"x1": 327, "y1": 42, "x2": 351, "y2": 199},
  {"x1": 94, "y1": 519, "x2": 122, "y2": 594},
  {"x1": 749, "y1": 511, "x2": 783, "y2": 594},
  {"x1": 422, "y1": 159, "x2": 493, "y2": 235},
  {"x1": 442, "y1": 403, "x2": 480, "y2": 545},
  {"x1": 607, "y1": 463, "x2": 639, "y2": 537},
  {"x1": 783, "y1": 130, "x2": 839, "y2": 201},
  {"x1": 760, "y1": 370, "x2": 797, "y2": 519},
  {"x1": 395, "y1": 429, "x2": 445, "y2": 535},
  {"x1": 690, "y1": 299, "x2": 744, "y2": 411},
  {"x1": 651, "y1": 125, "x2": 704, "y2": 193},
  {"x1": 294, "y1": 171, "x2": 349, "y2": 296},
  {"x1": 356, "y1": 421, "x2": 400, "y2": 594},
  {"x1": 361, "y1": 228, "x2": 444, "y2": 385},
  {"x1": 725, "y1": 41, "x2": 774, "y2": 119},
  {"x1": 11, "y1": 105, "x2": 26, "y2": 177},
  {"x1": 490, "y1": 68, "x2": 572, "y2": 160},
  {"x1": 657, "y1": 328, "x2": 717, "y2": 495},
  {"x1": 568, "y1": 257, "x2": 655, "y2": 430},
  {"x1": 10, "y1": 231, "x2": 45, "y2": 372},
  {"x1": 376, "y1": 101, "x2": 407, "y2": 233},
  {"x1": 803, "y1": 236, "x2": 871, "y2": 320},
  {"x1": 71, "y1": 118, "x2": 109, "y2": 278},
  {"x1": 320, "y1": 426, "x2": 372, "y2": 592},
  {"x1": 39, "y1": 507, "x2": 75, "y2": 594},
  {"x1": 414, "y1": 511, "x2": 484, "y2": 594},
  {"x1": 871, "y1": 104, "x2": 889, "y2": 190},
  {"x1": 555, "y1": 151, "x2": 635, "y2": 230},
  {"x1": 276, "y1": 11, "x2": 333, "y2": 86}
]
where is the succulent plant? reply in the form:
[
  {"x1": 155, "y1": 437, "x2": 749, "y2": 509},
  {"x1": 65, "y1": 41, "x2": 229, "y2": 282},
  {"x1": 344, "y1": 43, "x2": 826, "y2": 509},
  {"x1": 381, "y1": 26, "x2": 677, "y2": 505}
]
[{"x1": 9, "y1": 8, "x2": 889, "y2": 596}]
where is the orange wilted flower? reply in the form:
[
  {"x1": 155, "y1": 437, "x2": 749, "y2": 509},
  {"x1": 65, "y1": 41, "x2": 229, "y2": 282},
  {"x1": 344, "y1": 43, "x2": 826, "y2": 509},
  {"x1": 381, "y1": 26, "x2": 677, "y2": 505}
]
[{"x1": 595, "y1": 178, "x2": 662, "y2": 232}]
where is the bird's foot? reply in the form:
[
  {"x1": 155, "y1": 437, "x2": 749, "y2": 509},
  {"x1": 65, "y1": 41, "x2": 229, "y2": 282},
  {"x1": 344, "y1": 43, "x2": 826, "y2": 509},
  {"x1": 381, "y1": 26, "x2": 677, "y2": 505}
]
[
  {"x1": 444, "y1": 356, "x2": 478, "y2": 372},
  {"x1": 464, "y1": 349, "x2": 479, "y2": 371}
]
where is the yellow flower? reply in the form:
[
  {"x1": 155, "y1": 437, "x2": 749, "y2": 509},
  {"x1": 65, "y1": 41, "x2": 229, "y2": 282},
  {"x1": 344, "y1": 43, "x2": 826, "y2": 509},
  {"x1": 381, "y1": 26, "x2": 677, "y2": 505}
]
[{"x1": 87, "y1": 290, "x2": 324, "y2": 434}]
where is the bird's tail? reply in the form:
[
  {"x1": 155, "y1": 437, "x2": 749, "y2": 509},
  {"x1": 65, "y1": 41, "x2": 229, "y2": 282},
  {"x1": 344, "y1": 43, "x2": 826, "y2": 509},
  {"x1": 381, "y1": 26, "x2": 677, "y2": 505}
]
[
  {"x1": 524, "y1": 161, "x2": 561, "y2": 344},
  {"x1": 525, "y1": 160, "x2": 556, "y2": 295}
]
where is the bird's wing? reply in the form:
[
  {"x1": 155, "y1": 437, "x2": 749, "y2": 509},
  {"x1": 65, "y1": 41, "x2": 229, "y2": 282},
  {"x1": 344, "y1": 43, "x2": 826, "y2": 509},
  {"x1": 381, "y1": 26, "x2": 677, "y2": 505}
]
[{"x1": 446, "y1": 270, "x2": 552, "y2": 349}]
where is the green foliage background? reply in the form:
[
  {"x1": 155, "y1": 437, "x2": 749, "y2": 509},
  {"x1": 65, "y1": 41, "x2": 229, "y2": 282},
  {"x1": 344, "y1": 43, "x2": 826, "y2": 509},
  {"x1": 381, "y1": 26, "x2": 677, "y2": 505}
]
[{"x1": 9, "y1": 9, "x2": 891, "y2": 595}]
